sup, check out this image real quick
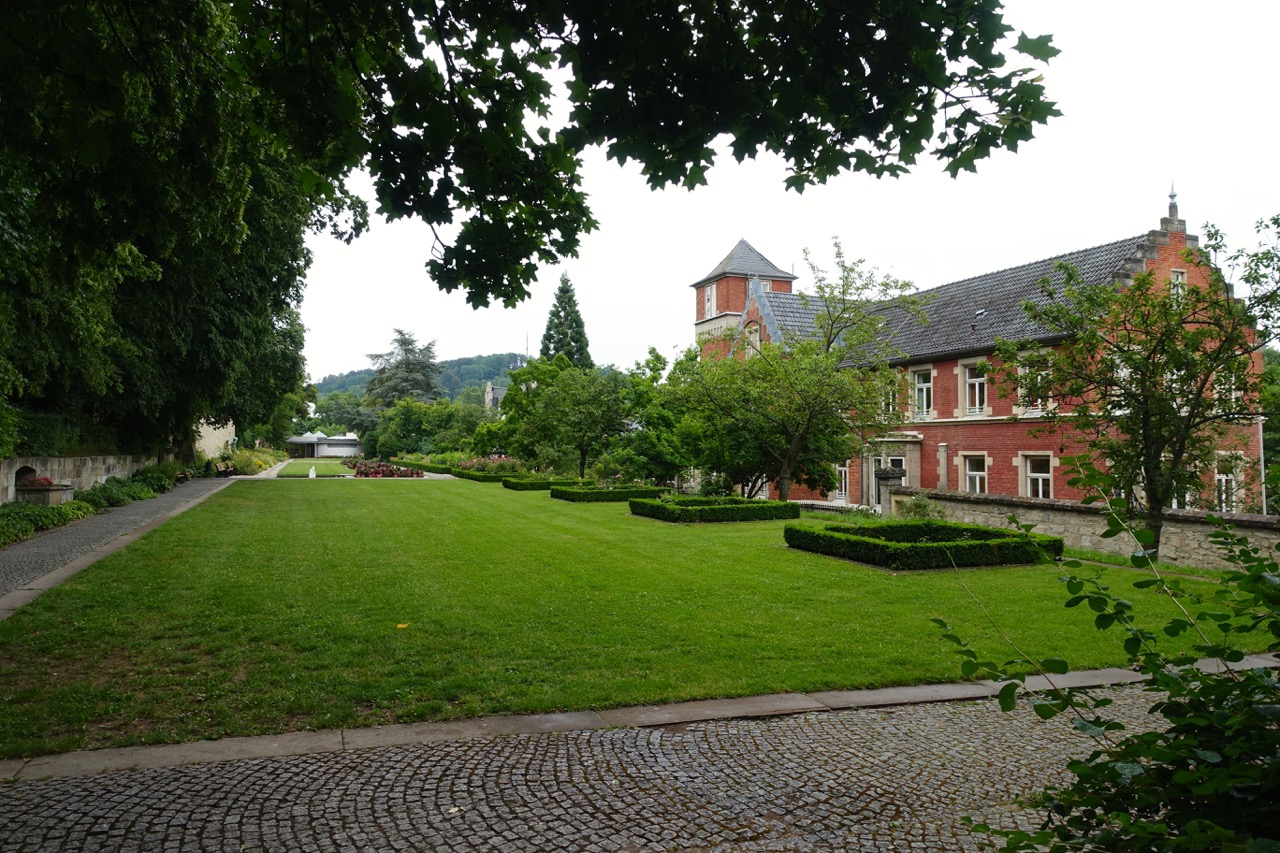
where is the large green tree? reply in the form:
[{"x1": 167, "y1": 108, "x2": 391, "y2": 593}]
[
  {"x1": 363, "y1": 330, "x2": 444, "y2": 408},
  {"x1": 5, "y1": 0, "x2": 1058, "y2": 313},
  {"x1": 680, "y1": 244, "x2": 914, "y2": 500},
  {"x1": 993, "y1": 216, "x2": 1280, "y2": 557},
  {"x1": 540, "y1": 274, "x2": 593, "y2": 368},
  {"x1": 538, "y1": 367, "x2": 626, "y2": 477}
]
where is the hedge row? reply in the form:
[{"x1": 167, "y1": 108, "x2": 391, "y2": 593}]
[
  {"x1": 783, "y1": 520, "x2": 1063, "y2": 571},
  {"x1": 0, "y1": 500, "x2": 97, "y2": 549},
  {"x1": 502, "y1": 478, "x2": 592, "y2": 491},
  {"x1": 451, "y1": 469, "x2": 508, "y2": 483},
  {"x1": 393, "y1": 460, "x2": 453, "y2": 475},
  {"x1": 629, "y1": 496, "x2": 800, "y2": 523},
  {"x1": 550, "y1": 486, "x2": 668, "y2": 503}
]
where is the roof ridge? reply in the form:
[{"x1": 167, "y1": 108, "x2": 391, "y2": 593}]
[{"x1": 908, "y1": 234, "x2": 1148, "y2": 297}]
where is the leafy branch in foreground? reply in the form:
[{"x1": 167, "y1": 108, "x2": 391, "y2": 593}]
[{"x1": 936, "y1": 456, "x2": 1280, "y2": 851}]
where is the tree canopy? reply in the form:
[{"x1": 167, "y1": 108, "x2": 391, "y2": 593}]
[
  {"x1": 364, "y1": 330, "x2": 444, "y2": 408},
  {"x1": 540, "y1": 274, "x2": 593, "y2": 368},
  {"x1": 2, "y1": 1, "x2": 1057, "y2": 455}
]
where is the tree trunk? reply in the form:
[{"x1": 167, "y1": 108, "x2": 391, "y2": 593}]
[
  {"x1": 578, "y1": 447, "x2": 588, "y2": 479},
  {"x1": 1143, "y1": 504, "x2": 1164, "y2": 562},
  {"x1": 776, "y1": 469, "x2": 793, "y2": 501}
]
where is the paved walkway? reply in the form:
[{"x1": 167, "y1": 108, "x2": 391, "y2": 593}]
[{"x1": 1, "y1": 479, "x2": 1275, "y2": 850}]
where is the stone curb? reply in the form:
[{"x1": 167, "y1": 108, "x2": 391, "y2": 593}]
[
  {"x1": 6, "y1": 653, "x2": 1273, "y2": 782},
  {"x1": 0, "y1": 480, "x2": 237, "y2": 621}
]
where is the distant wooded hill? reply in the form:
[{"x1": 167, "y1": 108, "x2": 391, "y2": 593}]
[{"x1": 314, "y1": 352, "x2": 525, "y2": 399}]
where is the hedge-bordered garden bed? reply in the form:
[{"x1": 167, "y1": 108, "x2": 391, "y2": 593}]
[
  {"x1": 393, "y1": 460, "x2": 454, "y2": 475},
  {"x1": 783, "y1": 520, "x2": 1063, "y2": 570},
  {"x1": 630, "y1": 496, "x2": 800, "y2": 522},
  {"x1": 502, "y1": 478, "x2": 592, "y2": 491},
  {"x1": 451, "y1": 470, "x2": 509, "y2": 483},
  {"x1": 550, "y1": 486, "x2": 668, "y2": 502}
]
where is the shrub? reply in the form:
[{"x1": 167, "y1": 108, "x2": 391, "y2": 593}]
[
  {"x1": 895, "y1": 493, "x2": 946, "y2": 520},
  {"x1": 502, "y1": 478, "x2": 592, "y2": 491},
  {"x1": 630, "y1": 496, "x2": 801, "y2": 522},
  {"x1": 783, "y1": 520, "x2": 1062, "y2": 570},
  {"x1": 551, "y1": 486, "x2": 667, "y2": 503},
  {"x1": 451, "y1": 469, "x2": 508, "y2": 483},
  {"x1": 58, "y1": 500, "x2": 97, "y2": 522},
  {"x1": 0, "y1": 502, "x2": 64, "y2": 532},
  {"x1": 393, "y1": 459, "x2": 453, "y2": 475},
  {"x1": 350, "y1": 461, "x2": 424, "y2": 478},
  {"x1": 0, "y1": 511, "x2": 36, "y2": 548},
  {"x1": 455, "y1": 455, "x2": 525, "y2": 474}
]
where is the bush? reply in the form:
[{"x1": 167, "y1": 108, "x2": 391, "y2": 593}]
[
  {"x1": 0, "y1": 502, "x2": 64, "y2": 532},
  {"x1": 393, "y1": 459, "x2": 454, "y2": 475},
  {"x1": 502, "y1": 478, "x2": 592, "y2": 491},
  {"x1": 350, "y1": 461, "x2": 424, "y2": 478},
  {"x1": 550, "y1": 486, "x2": 667, "y2": 503},
  {"x1": 58, "y1": 500, "x2": 97, "y2": 522},
  {"x1": 783, "y1": 520, "x2": 1062, "y2": 570},
  {"x1": 455, "y1": 455, "x2": 525, "y2": 474},
  {"x1": 895, "y1": 493, "x2": 946, "y2": 520},
  {"x1": 451, "y1": 469, "x2": 508, "y2": 483},
  {"x1": 0, "y1": 511, "x2": 36, "y2": 548},
  {"x1": 630, "y1": 496, "x2": 801, "y2": 522}
]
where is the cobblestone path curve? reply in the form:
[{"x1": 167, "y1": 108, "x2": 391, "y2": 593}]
[{"x1": 0, "y1": 687, "x2": 1151, "y2": 852}]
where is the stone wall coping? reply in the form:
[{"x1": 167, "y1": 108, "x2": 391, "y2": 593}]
[{"x1": 889, "y1": 486, "x2": 1280, "y2": 531}]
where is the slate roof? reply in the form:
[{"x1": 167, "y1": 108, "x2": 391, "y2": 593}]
[
  {"x1": 750, "y1": 236, "x2": 1149, "y2": 365},
  {"x1": 690, "y1": 239, "x2": 798, "y2": 288},
  {"x1": 875, "y1": 235, "x2": 1149, "y2": 363}
]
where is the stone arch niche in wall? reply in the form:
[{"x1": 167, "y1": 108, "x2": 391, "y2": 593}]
[{"x1": 14, "y1": 465, "x2": 37, "y2": 489}]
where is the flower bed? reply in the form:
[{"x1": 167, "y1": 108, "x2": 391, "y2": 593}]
[
  {"x1": 550, "y1": 486, "x2": 667, "y2": 503},
  {"x1": 783, "y1": 520, "x2": 1063, "y2": 570},
  {"x1": 629, "y1": 496, "x2": 800, "y2": 523},
  {"x1": 346, "y1": 461, "x2": 424, "y2": 478}
]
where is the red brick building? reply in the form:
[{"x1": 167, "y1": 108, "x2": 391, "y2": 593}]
[{"x1": 691, "y1": 199, "x2": 1264, "y2": 510}]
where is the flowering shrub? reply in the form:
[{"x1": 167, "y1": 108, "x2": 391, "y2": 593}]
[
  {"x1": 350, "y1": 461, "x2": 424, "y2": 478},
  {"x1": 17, "y1": 475, "x2": 56, "y2": 488},
  {"x1": 454, "y1": 455, "x2": 524, "y2": 474}
]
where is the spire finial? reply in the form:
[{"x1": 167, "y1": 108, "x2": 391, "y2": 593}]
[{"x1": 1168, "y1": 181, "x2": 1179, "y2": 220}]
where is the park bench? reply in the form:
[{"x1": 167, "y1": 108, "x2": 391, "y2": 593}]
[{"x1": 214, "y1": 462, "x2": 234, "y2": 477}]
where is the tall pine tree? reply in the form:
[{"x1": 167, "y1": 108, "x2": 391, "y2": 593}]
[{"x1": 540, "y1": 274, "x2": 593, "y2": 367}]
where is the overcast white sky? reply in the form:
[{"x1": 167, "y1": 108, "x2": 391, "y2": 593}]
[{"x1": 300, "y1": 1, "x2": 1280, "y2": 383}]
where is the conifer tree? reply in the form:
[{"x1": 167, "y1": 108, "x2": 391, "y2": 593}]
[{"x1": 540, "y1": 274, "x2": 593, "y2": 368}]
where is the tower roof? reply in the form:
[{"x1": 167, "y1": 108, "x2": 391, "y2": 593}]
[{"x1": 689, "y1": 239, "x2": 798, "y2": 288}]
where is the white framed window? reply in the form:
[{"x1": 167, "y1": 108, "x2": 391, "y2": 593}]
[
  {"x1": 912, "y1": 370, "x2": 933, "y2": 418},
  {"x1": 965, "y1": 365, "x2": 986, "y2": 416},
  {"x1": 1025, "y1": 456, "x2": 1052, "y2": 499},
  {"x1": 745, "y1": 322, "x2": 761, "y2": 353},
  {"x1": 1216, "y1": 457, "x2": 1238, "y2": 513},
  {"x1": 1170, "y1": 269, "x2": 1187, "y2": 298},
  {"x1": 704, "y1": 282, "x2": 717, "y2": 318},
  {"x1": 964, "y1": 456, "x2": 987, "y2": 493}
]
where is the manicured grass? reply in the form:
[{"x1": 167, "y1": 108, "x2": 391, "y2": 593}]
[
  {"x1": 277, "y1": 460, "x2": 353, "y2": 478},
  {"x1": 0, "y1": 480, "x2": 1252, "y2": 757}
]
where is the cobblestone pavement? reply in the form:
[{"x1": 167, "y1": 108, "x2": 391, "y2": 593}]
[
  {"x1": 0, "y1": 477, "x2": 233, "y2": 598},
  {"x1": 0, "y1": 687, "x2": 1153, "y2": 852}
]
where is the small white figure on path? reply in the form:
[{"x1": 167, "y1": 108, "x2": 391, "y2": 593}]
[{"x1": 309, "y1": 466, "x2": 317, "y2": 479}]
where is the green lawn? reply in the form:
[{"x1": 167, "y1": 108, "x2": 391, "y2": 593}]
[
  {"x1": 277, "y1": 460, "x2": 353, "y2": 478},
  {"x1": 0, "y1": 480, "x2": 1245, "y2": 757}
]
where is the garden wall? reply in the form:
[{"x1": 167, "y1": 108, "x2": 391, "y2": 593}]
[
  {"x1": 888, "y1": 486, "x2": 1280, "y2": 570},
  {"x1": 1, "y1": 455, "x2": 155, "y2": 505}
]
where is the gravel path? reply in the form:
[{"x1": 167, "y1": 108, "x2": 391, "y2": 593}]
[{"x1": 0, "y1": 477, "x2": 234, "y2": 598}]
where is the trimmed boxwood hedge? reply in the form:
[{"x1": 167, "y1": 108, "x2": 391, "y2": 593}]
[
  {"x1": 502, "y1": 478, "x2": 592, "y2": 491},
  {"x1": 393, "y1": 460, "x2": 454, "y2": 475},
  {"x1": 450, "y1": 469, "x2": 509, "y2": 483},
  {"x1": 630, "y1": 496, "x2": 801, "y2": 523},
  {"x1": 550, "y1": 486, "x2": 667, "y2": 502},
  {"x1": 783, "y1": 520, "x2": 1063, "y2": 570}
]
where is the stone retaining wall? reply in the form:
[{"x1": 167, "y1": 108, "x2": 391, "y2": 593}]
[
  {"x1": 2, "y1": 455, "x2": 155, "y2": 505},
  {"x1": 889, "y1": 487, "x2": 1280, "y2": 570}
]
